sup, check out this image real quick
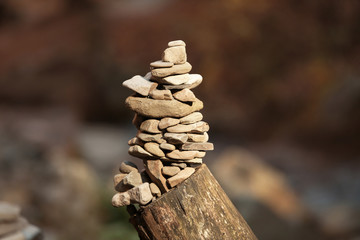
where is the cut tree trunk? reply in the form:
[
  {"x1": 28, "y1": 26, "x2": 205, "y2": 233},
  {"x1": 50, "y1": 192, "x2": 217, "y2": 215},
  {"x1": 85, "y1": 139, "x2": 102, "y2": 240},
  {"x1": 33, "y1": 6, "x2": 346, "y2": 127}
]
[{"x1": 128, "y1": 164, "x2": 257, "y2": 240}]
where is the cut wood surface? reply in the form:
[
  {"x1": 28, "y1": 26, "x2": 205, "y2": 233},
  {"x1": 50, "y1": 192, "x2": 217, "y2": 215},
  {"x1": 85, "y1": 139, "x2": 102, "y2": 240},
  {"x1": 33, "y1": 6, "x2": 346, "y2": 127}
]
[{"x1": 128, "y1": 164, "x2": 257, "y2": 240}]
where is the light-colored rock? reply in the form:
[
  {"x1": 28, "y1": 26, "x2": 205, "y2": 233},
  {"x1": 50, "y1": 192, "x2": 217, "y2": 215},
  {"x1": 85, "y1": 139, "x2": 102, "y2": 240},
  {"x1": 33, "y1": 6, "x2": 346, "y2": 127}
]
[
  {"x1": 128, "y1": 145, "x2": 154, "y2": 158},
  {"x1": 128, "y1": 182, "x2": 153, "y2": 205},
  {"x1": 180, "y1": 112, "x2": 203, "y2": 124},
  {"x1": 166, "y1": 121, "x2": 209, "y2": 133},
  {"x1": 145, "y1": 160, "x2": 169, "y2": 193},
  {"x1": 173, "y1": 89, "x2": 197, "y2": 102},
  {"x1": 143, "y1": 72, "x2": 152, "y2": 80},
  {"x1": 140, "y1": 119, "x2": 161, "y2": 133},
  {"x1": 144, "y1": 142, "x2": 165, "y2": 157},
  {"x1": 114, "y1": 180, "x2": 132, "y2": 192},
  {"x1": 162, "y1": 166, "x2": 181, "y2": 177},
  {"x1": 159, "y1": 74, "x2": 190, "y2": 85},
  {"x1": 149, "y1": 89, "x2": 173, "y2": 100},
  {"x1": 170, "y1": 162, "x2": 187, "y2": 169},
  {"x1": 119, "y1": 161, "x2": 138, "y2": 173},
  {"x1": 159, "y1": 118, "x2": 180, "y2": 129},
  {"x1": 159, "y1": 142, "x2": 176, "y2": 151},
  {"x1": 167, "y1": 167, "x2": 195, "y2": 188},
  {"x1": 126, "y1": 96, "x2": 203, "y2": 118},
  {"x1": 137, "y1": 132, "x2": 164, "y2": 144},
  {"x1": 185, "y1": 158, "x2": 203, "y2": 163},
  {"x1": 168, "y1": 40, "x2": 186, "y2": 47},
  {"x1": 122, "y1": 75, "x2": 157, "y2": 96},
  {"x1": 163, "y1": 133, "x2": 188, "y2": 144},
  {"x1": 181, "y1": 142, "x2": 214, "y2": 151},
  {"x1": 163, "y1": 74, "x2": 203, "y2": 90},
  {"x1": 195, "y1": 151, "x2": 206, "y2": 158},
  {"x1": 132, "y1": 114, "x2": 144, "y2": 129},
  {"x1": 0, "y1": 202, "x2": 20, "y2": 222},
  {"x1": 190, "y1": 121, "x2": 209, "y2": 133},
  {"x1": 112, "y1": 192, "x2": 131, "y2": 207},
  {"x1": 167, "y1": 150, "x2": 199, "y2": 160},
  {"x1": 150, "y1": 60, "x2": 174, "y2": 68},
  {"x1": 128, "y1": 137, "x2": 143, "y2": 146},
  {"x1": 187, "y1": 132, "x2": 209, "y2": 142},
  {"x1": 149, "y1": 183, "x2": 161, "y2": 198},
  {"x1": 113, "y1": 173, "x2": 127, "y2": 186},
  {"x1": 123, "y1": 171, "x2": 143, "y2": 187},
  {"x1": 162, "y1": 46, "x2": 187, "y2": 64},
  {"x1": 151, "y1": 62, "x2": 192, "y2": 78}
]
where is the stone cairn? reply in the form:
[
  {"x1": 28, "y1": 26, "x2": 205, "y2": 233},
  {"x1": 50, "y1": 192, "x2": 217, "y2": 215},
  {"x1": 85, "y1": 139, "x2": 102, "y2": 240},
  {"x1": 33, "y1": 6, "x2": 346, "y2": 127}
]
[
  {"x1": 112, "y1": 40, "x2": 214, "y2": 207},
  {"x1": 0, "y1": 202, "x2": 42, "y2": 240}
]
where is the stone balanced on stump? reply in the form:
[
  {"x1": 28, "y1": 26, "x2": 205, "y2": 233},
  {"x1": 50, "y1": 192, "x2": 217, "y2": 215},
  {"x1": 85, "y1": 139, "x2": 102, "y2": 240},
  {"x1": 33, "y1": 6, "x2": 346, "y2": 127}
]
[{"x1": 112, "y1": 40, "x2": 214, "y2": 207}]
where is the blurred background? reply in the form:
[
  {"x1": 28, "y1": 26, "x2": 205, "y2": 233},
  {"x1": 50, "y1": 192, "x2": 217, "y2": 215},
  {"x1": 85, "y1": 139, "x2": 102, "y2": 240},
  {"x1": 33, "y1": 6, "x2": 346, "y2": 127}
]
[{"x1": 0, "y1": 0, "x2": 359, "y2": 239}]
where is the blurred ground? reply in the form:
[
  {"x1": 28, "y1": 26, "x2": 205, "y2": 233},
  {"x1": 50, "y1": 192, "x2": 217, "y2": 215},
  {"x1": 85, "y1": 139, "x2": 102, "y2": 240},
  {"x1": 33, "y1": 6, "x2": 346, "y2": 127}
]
[{"x1": 0, "y1": 0, "x2": 359, "y2": 239}]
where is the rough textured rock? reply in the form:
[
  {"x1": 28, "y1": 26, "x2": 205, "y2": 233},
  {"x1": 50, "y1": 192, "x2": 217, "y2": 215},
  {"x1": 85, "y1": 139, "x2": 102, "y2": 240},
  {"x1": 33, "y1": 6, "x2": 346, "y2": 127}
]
[
  {"x1": 159, "y1": 74, "x2": 190, "y2": 85},
  {"x1": 167, "y1": 167, "x2": 195, "y2": 188},
  {"x1": 173, "y1": 88, "x2": 197, "y2": 102},
  {"x1": 144, "y1": 160, "x2": 169, "y2": 193},
  {"x1": 149, "y1": 89, "x2": 173, "y2": 100},
  {"x1": 187, "y1": 132, "x2": 209, "y2": 142},
  {"x1": 137, "y1": 132, "x2": 164, "y2": 144},
  {"x1": 162, "y1": 46, "x2": 187, "y2": 64},
  {"x1": 151, "y1": 62, "x2": 192, "y2": 78},
  {"x1": 149, "y1": 183, "x2": 161, "y2": 198},
  {"x1": 119, "y1": 161, "x2": 138, "y2": 174},
  {"x1": 112, "y1": 192, "x2": 131, "y2": 207},
  {"x1": 180, "y1": 112, "x2": 203, "y2": 124},
  {"x1": 162, "y1": 166, "x2": 181, "y2": 177},
  {"x1": 181, "y1": 142, "x2": 214, "y2": 151},
  {"x1": 126, "y1": 96, "x2": 203, "y2": 118},
  {"x1": 170, "y1": 162, "x2": 187, "y2": 169},
  {"x1": 128, "y1": 183, "x2": 153, "y2": 205},
  {"x1": 159, "y1": 117, "x2": 180, "y2": 129},
  {"x1": 113, "y1": 173, "x2": 127, "y2": 186},
  {"x1": 140, "y1": 119, "x2": 161, "y2": 134},
  {"x1": 189, "y1": 121, "x2": 209, "y2": 133},
  {"x1": 123, "y1": 171, "x2": 143, "y2": 187},
  {"x1": 167, "y1": 150, "x2": 199, "y2": 160},
  {"x1": 144, "y1": 142, "x2": 165, "y2": 157},
  {"x1": 159, "y1": 142, "x2": 176, "y2": 151},
  {"x1": 163, "y1": 133, "x2": 188, "y2": 144},
  {"x1": 168, "y1": 40, "x2": 186, "y2": 47},
  {"x1": 128, "y1": 145, "x2": 154, "y2": 158},
  {"x1": 122, "y1": 75, "x2": 158, "y2": 96},
  {"x1": 128, "y1": 137, "x2": 143, "y2": 146},
  {"x1": 150, "y1": 60, "x2": 174, "y2": 68}
]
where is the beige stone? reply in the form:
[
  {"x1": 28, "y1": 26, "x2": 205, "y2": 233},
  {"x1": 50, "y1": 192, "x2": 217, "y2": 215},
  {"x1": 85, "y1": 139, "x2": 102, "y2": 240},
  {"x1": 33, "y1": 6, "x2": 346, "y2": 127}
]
[
  {"x1": 128, "y1": 182, "x2": 153, "y2": 205},
  {"x1": 180, "y1": 112, "x2": 203, "y2": 124},
  {"x1": 115, "y1": 180, "x2": 132, "y2": 192},
  {"x1": 122, "y1": 75, "x2": 158, "y2": 96},
  {"x1": 159, "y1": 142, "x2": 176, "y2": 151},
  {"x1": 166, "y1": 121, "x2": 209, "y2": 133},
  {"x1": 144, "y1": 142, "x2": 165, "y2": 157},
  {"x1": 123, "y1": 171, "x2": 143, "y2": 187},
  {"x1": 167, "y1": 167, "x2": 195, "y2": 188},
  {"x1": 149, "y1": 89, "x2": 173, "y2": 100},
  {"x1": 113, "y1": 173, "x2": 127, "y2": 187},
  {"x1": 112, "y1": 192, "x2": 131, "y2": 207},
  {"x1": 168, "y1": 40, "x2": 186, "y2": 47},
  {"x1": 185, "y1": 158, "x2": 203, "y2": 163},
  {"x1": 119, "y1": 161, "x2": 138, "y2": 173},
  {"x1": 151, "y1": 62, "x2": 192, "y2": 78},
  {"x1": 159, "y1": 74, "x2": 190, "y2": 85},
  {"x1": 167, "y1": 150, "x2": 199, "y2": 160},
  {"x1": 173, "y1": 89, "x2": 197, "y2": 102},
  {"x1": 195, "y1": 151, "x2": 206, "y2": 158},
  {"x1": 163, "y1": 133, "x2": 188, "y2": 144},
  {"x1": 126, "y1": 96, "x2": 203, "y2": 118},
  {"x1": 140, "y1": 119, "x2": 161, "y2": 133},
  {"x1": 128, "y1": 145, "x2": 154, "y2": 158},
  {"x1": 137, "y1": 132, "x2": 164, "y2": 144},
  {"x1": 128, "y1": 137, "x2": 143, "y2": 146},
  {"x1": 150, "y1": 60, "x2": 174, "y2": 68},
  {"x1": 0, "y1": 202, "x2": 20, "y2": 222},
  {"x1": 163, "y1": 74, "x2": 203, "y2": 90},
  {"x1": 181, "y1": 142, "x2": 214, "y2": 151},
  {"x1": 162, "y1": 166, "x2": 181, "y2": 177},
  {"x1": 145, "y1": 160, "x2": 169, "y2": 193},
  {"x1": 187, "y1": 132, "x2": 209, "y2": 142},
  {"x1": 149, "y1": 183, "x2": 161, "y2": 197},
  {"x1": 190, "y1": 121, "x2": 209, "y2": 133},
  {"x1": 170, "y1": 162, "x2": 187, "y2": 169},
  {"x1": 159, "y1": 118, "x2": 180, "y2": 129},
  {"x1": 162, "y1": 46, "x2": 187, "y2": 64}
]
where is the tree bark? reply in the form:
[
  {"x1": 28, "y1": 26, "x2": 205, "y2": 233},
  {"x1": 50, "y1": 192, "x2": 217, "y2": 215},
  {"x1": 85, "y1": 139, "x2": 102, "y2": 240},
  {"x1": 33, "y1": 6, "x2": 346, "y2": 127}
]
[{"x1": 128, "y1": 164, "x2": 257, "y2": 240}]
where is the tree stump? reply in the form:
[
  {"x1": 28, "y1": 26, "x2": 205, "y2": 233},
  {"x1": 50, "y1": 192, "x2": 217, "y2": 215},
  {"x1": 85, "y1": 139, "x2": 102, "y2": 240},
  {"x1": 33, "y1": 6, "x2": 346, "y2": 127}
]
[{"x1": 128, "y1": 164, "x2": 257, "y2": 240}]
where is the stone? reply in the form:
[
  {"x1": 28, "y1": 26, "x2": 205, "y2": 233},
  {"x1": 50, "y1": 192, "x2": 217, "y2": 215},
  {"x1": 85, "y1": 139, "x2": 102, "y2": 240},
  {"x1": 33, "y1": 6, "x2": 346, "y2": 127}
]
[
  {"x1": 162, "y1": 46, "x2": 187, "y2": 64},
  {"x1": 151, "y1": 62, "x2": 192, "y2": 78},
  {"x1": 167, "y1": 150, "x2": 200, "y2": 160},
  {"x1": 181, "y1": 142, "x2": 214, "y2": 151},
  {"x1": 144, "y1": 142, "x2": 165, "y2": 157},
  {"x1": 126, "y1": 96, "x2": 203, "y2": 118},
  {"x1": 143, "y1": 72, "x2": 152, "y2": 80},
  {"x1": 150, "y1": 60, "x2": 174, "y2": 68},
  {"x1": 149, "y1": 183, "x2": 161, "y2": 198},
  {"x1": 163, "y1": 74, "x2": 203, "y2": 90},
  {"x1": 128, "y1": 137, "x2": 143, "y2": 146},
  {"x1": 167, "y1": 167, "x2": 196, "y2": 188},
  {"x1": 132, "y1": 114, "x2": 144, "y2": 129},
  {"x1": 123, "y1": 171, "x2": 143, "y2": 187},
  {"x1": 128, "y1": 182, "x2": 153, "y2": 205},
  {"x1": 0, "y1": 202, "x2": 20, "y2": 222},
  {"x1": 149, "y1": 89, "x2": 173, "y2": 100},
  {"x1": 190, "y1": 121, "x2": 209, "y2": 133},
  {"x1": 166, "y1": 124, "x2": 193, "y2": 133},
  {"x1": 128, "y1": 145, "x2": 154, "y2": 158},
  {"x1": 162, "y1": 166, "x2": 181, "y2": 177},
  {"x1": 173, "y1": 89, "x2": 197, "y2": 102},
  {"x1": 159, "y1": 118, "x2": 180, "y2": 129},
  {"x1": 122, "y1": 75, "x2": 158, "y2": 96},
  {"x1": 159, "y1": 74, "x2": 190, "y2": 85},
  {"x1": 180, "y1": 112, "x2": 203, "y2": 124},
  {"x1": 145, "y1": 160, "x2": 169, "y2": 193},
  {"x1": 119, "y1": 161, "x2": 138, "y2": 173},
  {"x1": 168, "y1": 40, "x2": 186, "y2": 47},
  {"x1": 195, "y1": 151, "x2": 206, "y2": 158},
  {"x1": 137, "y1": 132, "x2": 164, "y2": 144},
  {"x1": 170, "y1": 162, "x2": 187, "y2": 169},
  {"x1": 140, "y1": 119, "x2": 161, "y2": 133},
  {"x1": 112, "y1": 192, "x2": 131, "y2": 207},
  {"x1": 159, "y1": 142, "x2": 176, "y2": 151},
  {"x1": 187, "y1": 132, "x2": 209, "y2": 142},
  {"x1": 163, "y1": 133, "x2": 188, "y2": 144},
  {"x1": 113, "y1": 173, "x2": 127, "y2": 186},
  {"x1": 185, "y1": 158, "x2": 203, "y2": 163},
  {"x1": 115, "y1": 180, "x2": 132, "y2": 192}
]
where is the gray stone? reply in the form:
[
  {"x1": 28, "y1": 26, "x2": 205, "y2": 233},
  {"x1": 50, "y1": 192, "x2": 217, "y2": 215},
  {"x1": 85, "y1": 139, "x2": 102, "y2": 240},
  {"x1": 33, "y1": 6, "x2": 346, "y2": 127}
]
[
  {"x1": 162, "y1": 46, "x2": 187, "y2": 64},
  {"x1": 173, "y1": 89, "x2": 197, "y2": 102},
  {"x1": 168, "y1": 40, "x2": 186, "y2": 47},
  {"x1": 112, "y1": 192, "x2": 131, "y2": 207},
  {"x1": 163, "y1": 132, "x2": 188, "y2": 144},
  {"x1": 159, "y1": 117, "x2": 180, "y2": 129},
  {"x1": 128, "y1": 182, "x2": 153, "y2": 205},
  {"x1": 163, "y1": 74, "x2": 202, "y2": 90},
  {"x1": 180, "y1": 112, "x2": 203, "y2": 124},
  {"x1": 149, "y1": 89, "x2": 173, "y2": 100},
  {"x1": 122, "y1": 75, "x2": 158, "y2": 96},
  {"x1": 140, "y1": 119, "x2": 161, "y2": 133},
  {"x1": 137, "y1": 132, "x2": 164, "y2": 144},
  {"x1": 123, "y1": 171, "x2": 143, "y2": 187},
  {"x1": 119, "y1": 161, "x2": 138, "y2": 173},
  {"x1": 144, "y1": 142, "x2": 165, "y2": 157},
  {"x1": 187, "y1": 132, "x2": 209, "y2": 142},
  {"x1": 166, "y1": 150, "x2": 200, "y2": 160},
  {"x1": 128, "y1": 145, "x2": 154, "y2": 158},
  {"x1": 149, "y1": 183, "x2": 161, "y2": 198},
  {"x1": 181, "y1": 142, "x2": 214, "y2": 151},
  {"x1": 150, "y1": 60, "x2": 174, "y2": 68},
  {"x1": 162, "y1": 166, "x2": 181, "y2": 177},
  {"x1": 151, "y1": 62, "x2": 192, "y2": 78},
  {"x1": 167, "y1": 167, "x2": 195, "y2": 188},
  {"x1": 159, "y1": 142, "x2": 176, "y2": 151}
]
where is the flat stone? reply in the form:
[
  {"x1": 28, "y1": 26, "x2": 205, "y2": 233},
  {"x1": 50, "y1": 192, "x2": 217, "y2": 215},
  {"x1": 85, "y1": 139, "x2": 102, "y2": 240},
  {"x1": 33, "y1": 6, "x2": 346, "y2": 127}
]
[
  {"x1": 119, "y1": 161, "x2": 138, "y2": 173},
  {"x1": 123, "y1": 171, "x2": 143, "y2": 187},
  {"x1": 164, "y1": 133, "x2": 188, "y2": 144},
  {"x1": 150, "y1": 60, "x2": 174, "y2": 68},
  {"x1": 128, "y1": 145, "x2": 154, "y2": 159},
  {"x1": 162, "y1": 46, "x2": 187, "y2": 64},
  {"x1": 0, "y1": 202, "x2": 20, "y2": 222},
  {"x1": 159, "y1": 142, "x2": 176, "y2": 151},
  {"x1": 122, "y1": 75, "x2": 158, "y2": 96},
  {"x1": 190, "y1": 121, "x2": 209, "y2": 133},
  {"x1": 185, "y1": 158, "x2": 203, "y2": 163},
  {"x1": 180, "y1": 112, "x2": 203, "y2": 124},
  {"x1": 128, "y1": 182, "x2": 153, "y2": 205},
  {"x1": 132, "y1": 114, "x2": 144, "y2": 129},
  {"x1": 163, "y1": 74, "x2": 203, "y2": 90},
  {"x1": 167, "y1": 150, "x2": 199, "y2": 160},
  {"x1": 144, "y1": 142, "x2": 165, "y2": 157},
  {"x1": 173, "y1": 89, "x2": 197, "y2": 102},
  {"x1": 166, "y1": 121, "x2": 209, "y2": 133},
  {"x1": 167, "y1": 167, "x2": 195, "y2": 188},
  {"x1": 181, "y1": 142, "x2": 214, "y2": 151},
  {"x1": 140, "y1": 119, "x2": 161, "y2": 133},
  {"x1": 162, "y1": 166, "x2": 181, "y2": 177},
  {"x1": 113, "y1": 173, "x2": 127, "y2": 187},
  {"x1": 149, "y1": 89, "x2": 173, "y2": 100},
  {"x1": 149, "y1": 183, "x2": 161, "y2": 198},
  {"x1": 137, "y1": 132, "x2": 164, "y2": 144},
  {"x1": 158, "y1": 74, "x2": 190, "y2": 85},
  {"x1": 128, "y1": 137, "x2": 143, "y2": 146},
  {"x1": 145, "y1": 160, "x2": 169, "y2": 193},
  {"x1": 143, "y1": 72, "x2": 152, "y2": 80},
  {"x1": 112, "y1": 192, "x2": 131, "y2": 207},
  {"x1": 168, "y1": 40, "x2": 186, "y2": 47},
  {"x1": 126, "y1": 96, "x2": 203, "y2": 118},
  {"x1": 151, "y1": 62, "x2": 192, "y2": 78},
  {"x1": 159, "y1": 118, "x2": 180, "y2": 129},
  {"x1": 170, "y1": 162, "x2": 187, "y2": 169},
  {"x1": 187, "y1": 132, "x2": 209, "y2": 142},
  {"x1": 195, "y1": 151, "x2": 206, "y2": 158}
]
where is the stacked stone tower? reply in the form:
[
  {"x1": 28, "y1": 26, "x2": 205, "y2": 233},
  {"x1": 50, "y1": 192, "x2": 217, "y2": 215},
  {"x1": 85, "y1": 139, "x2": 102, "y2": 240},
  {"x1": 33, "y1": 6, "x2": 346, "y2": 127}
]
[{"x1": 112, "y1": 40, "x2": 214, "y2": 207}]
